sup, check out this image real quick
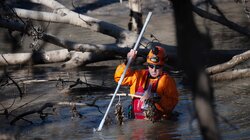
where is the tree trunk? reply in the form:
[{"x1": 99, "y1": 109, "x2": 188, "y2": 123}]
[
  {"x1": 172, "y1": 0, "x2": 221, "y2": 139},
  {"x1": 128, "y1": 0, "x2": 143, "y2": 33}
]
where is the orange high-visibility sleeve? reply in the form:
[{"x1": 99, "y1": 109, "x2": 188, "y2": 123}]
[
  {"x1": 155, "y1": 74, "x2": 179, "y2": 115},
  {"x1": 114, "y1": 63, "x2": 146, "y2": 95}
]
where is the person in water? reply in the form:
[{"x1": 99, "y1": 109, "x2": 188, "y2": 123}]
[{"x1": 114, "y1": 46, "x2": 179, "y2": 121}]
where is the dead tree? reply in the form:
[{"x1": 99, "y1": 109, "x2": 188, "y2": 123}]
[{"x1": 0, "y1": 0, "x2": 249, "y2": 79}]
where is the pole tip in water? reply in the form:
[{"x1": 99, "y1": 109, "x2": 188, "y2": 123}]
[{"x1": 93, "y1": 128, "x2": 101, "y2": 132}]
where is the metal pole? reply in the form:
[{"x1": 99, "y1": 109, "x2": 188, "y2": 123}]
[{"x1": 96, "y1": 11, "x2": 152, "y2": 132}]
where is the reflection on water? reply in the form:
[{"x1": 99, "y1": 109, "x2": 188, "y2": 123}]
[
  {"x1": 0, "y1": 65, "x2": 249, "y2": 140},
  {"x1": 93, "y1": 120, "x2": 181, "y2": 140}
]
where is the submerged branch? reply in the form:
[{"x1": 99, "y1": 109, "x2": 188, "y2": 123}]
[
  {"x1": 10, "y1": 103, "x2": 54, "y2": 125},
  {"x1": 5, "y1": 72, "x2": 23, "y2": 98}
]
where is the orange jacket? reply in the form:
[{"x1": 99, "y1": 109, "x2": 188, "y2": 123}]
[{"x1": 114, "y1": 63, "x2": 179, "y2": 116}]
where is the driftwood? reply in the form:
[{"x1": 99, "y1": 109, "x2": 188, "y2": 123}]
[
  {"x1": 206, "y1": 49, "x2": 250, "y2": 81},
  {"x1": 207, "y1": 50, "x2": 250, "y2": 74}
]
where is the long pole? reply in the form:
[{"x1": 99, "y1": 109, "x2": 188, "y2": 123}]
[{"x1": 96, "y1": 12, "x2": 152, "y2": 132}]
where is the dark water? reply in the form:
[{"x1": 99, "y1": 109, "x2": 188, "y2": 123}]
[
  {"x1": 0, "y1": 65, "x2": 195, "y2": 140},
  {"x1": 1, "y1": 64, "x2": 249, "y2": 140}
]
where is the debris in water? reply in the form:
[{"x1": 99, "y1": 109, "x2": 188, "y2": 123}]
[{"x1": 114, "y1": 101, "x2": 124, "y2": 125}]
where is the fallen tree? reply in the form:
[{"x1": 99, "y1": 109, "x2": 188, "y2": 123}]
[{"x1": 207, "y1": 50, "x2": 250, "y2": 74}]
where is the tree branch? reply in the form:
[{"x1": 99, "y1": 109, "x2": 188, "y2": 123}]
[
  {"x1": 192, "y1": 5, "x2": 250, "y2": 36},
  {"x1": 207, "y1": 50, "x2": 250, "y2": 74},
  {"x1": 10, "y1": 103, "x2": 54, "y2": 125},
  {"x1": 207, "y1": 0, "x2": 226, "y2": 18},
  {"x1": 12, "y1": 7, "x2": 134, "y2": 44}
]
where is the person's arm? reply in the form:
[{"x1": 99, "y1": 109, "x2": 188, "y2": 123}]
[
  {"x1": 114, "y1": 49, "x2": 137, "y2": 86},
  {"x1": 157, "y1": 76, "x2": 179, "y2": 114}
]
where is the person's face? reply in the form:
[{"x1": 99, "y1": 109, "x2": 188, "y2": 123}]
[{"x1": 148, "y1": 63, "x2": 163, "y2": 78}]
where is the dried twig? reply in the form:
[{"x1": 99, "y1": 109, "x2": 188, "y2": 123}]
[{"x1": 5, "y1": 72, "x2": 23, "y2": 98}]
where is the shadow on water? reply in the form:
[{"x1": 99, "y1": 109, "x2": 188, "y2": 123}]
[{"x1": 93, "y1": 120, "x2": 182, "y2": 140}]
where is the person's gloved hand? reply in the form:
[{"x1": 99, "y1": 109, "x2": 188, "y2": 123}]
[{"x1": 127, "y1": 49, "x2": 137, "y2": 61}]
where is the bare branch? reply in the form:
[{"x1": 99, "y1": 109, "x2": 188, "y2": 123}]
[
  {"x1": 10, "y1": 103, "x2": 54, "y2": 125},
  {"x1": 207, "y1": 50, "x2": 250, "y2": 74},
  {"x1": 192, "y1": 5, "x2": 250, "y2": 36},
  {"x1": 207, "y1": 0, "x2": 226, "y2": 18},
  {"x1": 5, "y1": 72, "x2": 23, "y2": 98}
]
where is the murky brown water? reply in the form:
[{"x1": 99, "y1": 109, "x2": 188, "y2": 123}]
[
  {"x1": 0, "y1": 65, "x2": 194, "y2": 140},
  {"x1": 0, "y1": 64, "x2": 249, "y2": 140}
]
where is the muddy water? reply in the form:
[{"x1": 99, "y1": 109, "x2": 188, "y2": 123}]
[
  {"x1": 0, "y1": 65, "x2": 197, "y2": 140},
  {"x1": 0, "y1": 64, "x2": 249, "y2": 140}
]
